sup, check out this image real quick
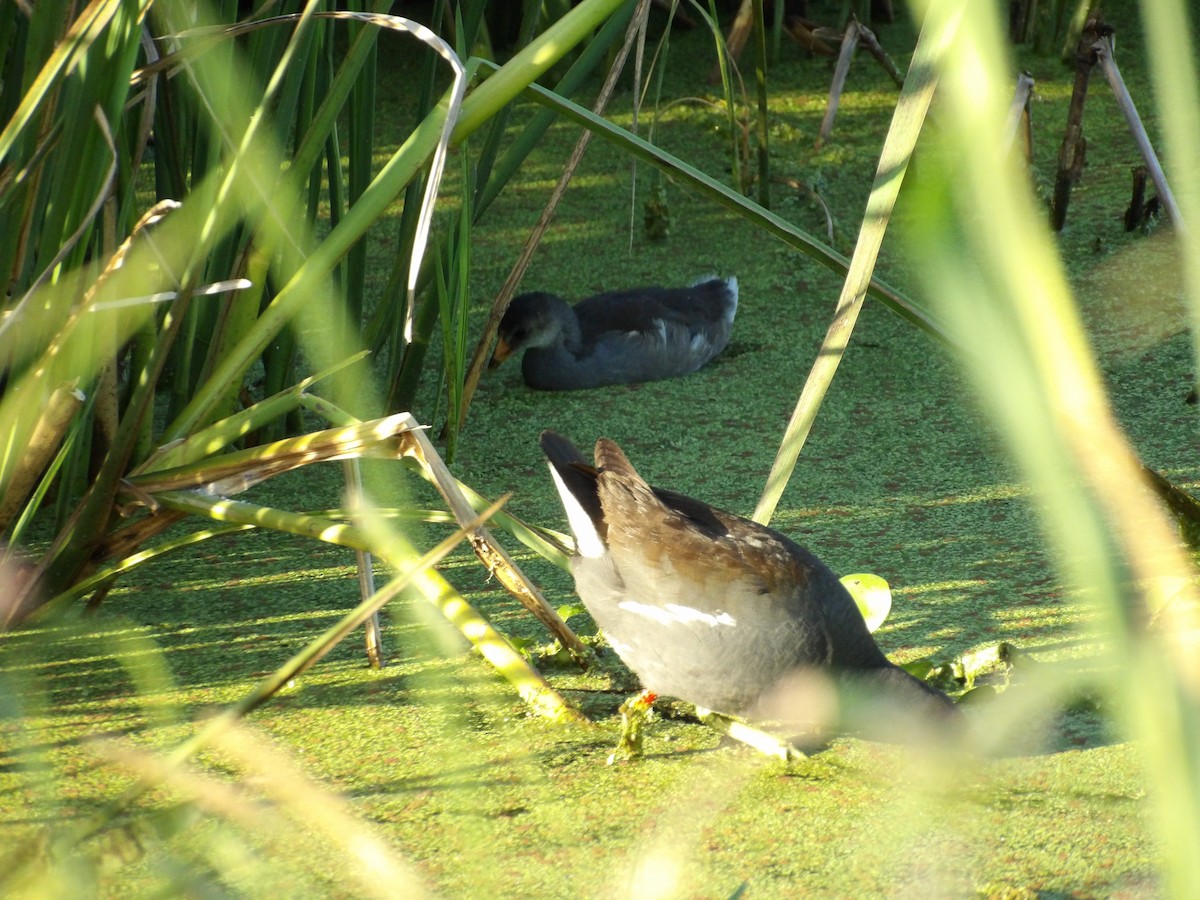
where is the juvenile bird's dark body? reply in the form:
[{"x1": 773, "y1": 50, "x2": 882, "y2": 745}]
[{"x1": 489, "y1": 277, "x2": 737, "y2": 390}]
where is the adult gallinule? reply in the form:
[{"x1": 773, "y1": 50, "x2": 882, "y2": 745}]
[
  {"x1": 488, "y1": 276, "x2": 737, "y2": 390},
  {"x1": 539, "y1": 431, "x2": 960, "y2": 744}
]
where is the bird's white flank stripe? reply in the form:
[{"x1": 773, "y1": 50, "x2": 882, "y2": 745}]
[{"x1": 617, "y1": 599, "x2": 736, "y2": 628}]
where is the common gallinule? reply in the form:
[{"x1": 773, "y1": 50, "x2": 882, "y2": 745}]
[
  {"x1": 539, "y1": 431, "x2": 960, "y2": 745},
  {"x1": 488, "y1": 276, "x2": 737, "y2": 390}
]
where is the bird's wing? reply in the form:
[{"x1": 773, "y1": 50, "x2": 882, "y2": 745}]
[
  {"x1": 592, "y1": 439, "x2": 832, "y2": 661},
  {"x1": 572, "y1": 281, "x2": 734, "y2": 346}
]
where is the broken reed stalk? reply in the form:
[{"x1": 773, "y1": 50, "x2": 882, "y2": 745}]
[
  {"x1": 1051, "y1": 22, "x2": 1183, "y2": 234},
  {"x1": 343, "y1": 458, "x2": 385, "y2": 668},
  {"x1": 1094, "y1": 35, "x2": 1184, "y2": 231},
  {"x1": 394, "y1": 415, "x2": 592, "y2": 662},
  {"x1": 781, "y1": 17, "x2": 834, "y2": 57},
  {"x1": 1125, "y1": 166, "x2": 1151, "y2": 231},
  {"x1": 857, "y1": 21, "x2": 903, "y2": 88},
  {"x1": 304, "y1": 398, "x2": 588, "y2": 661},
  {"x1": 1051, "y1": 20, "x2": 1104, "y2": 231},
  {"x1": 817, "y1": 17, "x2": 860, "y2": 148}
]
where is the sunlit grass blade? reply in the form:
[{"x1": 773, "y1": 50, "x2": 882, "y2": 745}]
[
  {"x1": 303, "y1": 399, "x2": 588, "y2": 658},
  {"x1": 149, "y1": 490, "x2": 378, "y2": 551},
  {"x1": 752, "y1": 6, "x2": 951, "y2": 525},
  {"x1": 0, "y1": 383, "x2": 83, "y2": 535},
  {"x1": 136, "y1": 351, "x2": 369, "y2": 474},
  {"x1": 126, "y1": 413, "x2": 417, "y2": 496}
]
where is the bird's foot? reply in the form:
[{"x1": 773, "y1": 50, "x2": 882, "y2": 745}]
[
  {"x1": 697, "y1": 710, "x2": 807, "y2": 762},
  {"x1": 607, "y1": 690, "x2": 658, "y2": 764}
]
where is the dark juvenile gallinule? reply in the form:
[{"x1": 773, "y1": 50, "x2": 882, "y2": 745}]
[
  {"x1": 488, "y1": 276, "x2": 737, "y2": 390},
  {"x1": 539, "y1": 431, "x2": 960, "y2": 744}
]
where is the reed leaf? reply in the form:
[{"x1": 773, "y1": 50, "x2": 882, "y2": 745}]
[
  {"x1": 752, "y1": 4, "x2": 948, "y2": 524},
  {"x1": 125, "y1": 414, "x2": 417, "y2": 497},
  {"x1": 135, "y1": 351, "x2": 370, "y2": 474}
]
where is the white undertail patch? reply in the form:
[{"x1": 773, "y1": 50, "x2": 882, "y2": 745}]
[{"x1": 548, "y1": 464, "x2": 606, "y2": 558}]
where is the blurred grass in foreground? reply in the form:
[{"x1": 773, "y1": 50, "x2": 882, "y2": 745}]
[{"x1": 904, "y1": 0, "x2": 1200, "y2": 893}]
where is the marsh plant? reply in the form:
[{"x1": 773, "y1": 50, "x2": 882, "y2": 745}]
[{"x1": 2, "y1": 0, "x2": 1200, "y2": 894}]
